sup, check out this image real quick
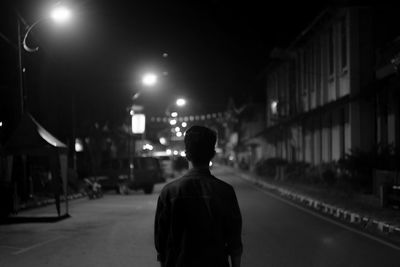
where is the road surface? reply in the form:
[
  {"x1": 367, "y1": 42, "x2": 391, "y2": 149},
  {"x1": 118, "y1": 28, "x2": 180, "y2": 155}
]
[{"x1": 0, "y1": 165, "x2": 399, "y2": 266}]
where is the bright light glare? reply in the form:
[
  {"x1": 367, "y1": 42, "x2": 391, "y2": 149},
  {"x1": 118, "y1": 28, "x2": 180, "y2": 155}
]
[
  {"x1": 142, "y1": 73, "x2": 158, "y2": 86},
  {"x1": 143, "y1": 144, "x2": 154, "y2": 151},
  {"x1": 50, "y1": 6, "x2": 71, "y2": 24},
  {"x1": 173, "y1": 150, "x2": 179, "y2": 155},
  {"x1": 175, "y1": 127, "x2": 180, "y2": 132},
  {"x1": 75, "y1": 138, "x2": 83, "y2": 152},
  {"x1": 176, "y1": 98, "x2": 186, "y2": 107},
  {"x1": 176, "y1": 132, "x2": 182, "y2": 137},
  {"x1": 166, "y1": 149, "x2": 172, "y2": 155},
  {"x1": 181, "y1": 122, "x2": 187, "y2": 127},
  {"x1": 271, "y1": 100, "x2": 278, "y2": 114},
  {"x1": 0, "y1": 121, "x2": 2, "y2": 127},
  {"x1": 180, "y1": 151, "x2": 186, "y2": 157},
  {"x1": 132, "y1": 114, "x2": 146, "y2": 134},
  {"x1": 169, "y1": 119, "x2": 177, "y2": 125},
  {"x1": 171, "y1": 112, "x2": 178, "y2": 118},
  {"x1": 159, "y1": 137, "x2": 167, "y2": 145}
]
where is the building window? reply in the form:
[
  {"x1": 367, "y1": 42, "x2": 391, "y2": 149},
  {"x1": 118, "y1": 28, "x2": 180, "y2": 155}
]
[
  {"x1": 340, "y1": 17, "x2": 348, "y2": 69},
  {"x1": 315, "y1": 38, "x2": 321, "y2": 101},
  {"x1": 328, "y1": 27, "x2": 334, "y2": 76}
]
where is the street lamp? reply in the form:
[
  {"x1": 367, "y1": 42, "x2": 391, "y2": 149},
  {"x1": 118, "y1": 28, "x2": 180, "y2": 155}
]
[
  {"x1": 132, "y1": 72, "x2": 159, "y2": 101},
  {"x1": 130, "y1": 72, "x2": 159, "y2": 156},
  {"x1": 165, "y1": 97, "x2": 187, "y2": 117},
  {"x1": 17, "y1": 4, "x2": 72, "y2": 113}
]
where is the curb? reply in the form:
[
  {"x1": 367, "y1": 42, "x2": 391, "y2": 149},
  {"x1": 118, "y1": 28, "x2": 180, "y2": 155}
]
[{"x1": 236, "y1": 171, "x2": 400, "y2": 243}]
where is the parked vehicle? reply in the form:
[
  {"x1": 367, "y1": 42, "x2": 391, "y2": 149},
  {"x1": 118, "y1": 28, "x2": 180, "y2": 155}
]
[{"x1": 97, "y1": 156, "x2": 165, "y2": 194}]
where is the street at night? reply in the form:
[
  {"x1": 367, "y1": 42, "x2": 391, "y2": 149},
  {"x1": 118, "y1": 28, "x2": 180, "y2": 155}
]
[
  {"x1": 1, "y1": 165, "x2": 399, "y2": 267},
  {"x1": 2, "y1": 1, "x2": 400, "y2": 266}
]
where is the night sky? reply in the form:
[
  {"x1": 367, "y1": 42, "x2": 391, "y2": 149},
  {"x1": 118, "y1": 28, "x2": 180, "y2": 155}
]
[{"x1": 0, "y1": 0, "x2": 383, "y2": 139}]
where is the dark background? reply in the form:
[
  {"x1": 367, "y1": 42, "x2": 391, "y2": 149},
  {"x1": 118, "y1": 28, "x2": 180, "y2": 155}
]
[{"x1": 0, "y1": 0, "x2": 396, "y2": 142}]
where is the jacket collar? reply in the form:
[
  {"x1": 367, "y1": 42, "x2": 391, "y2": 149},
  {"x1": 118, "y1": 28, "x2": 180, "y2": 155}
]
[{"x1": 187, "y1": 167, "x2": 211, "y2": 176}]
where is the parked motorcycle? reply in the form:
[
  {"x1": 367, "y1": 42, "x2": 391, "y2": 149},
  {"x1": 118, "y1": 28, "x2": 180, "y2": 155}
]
[{"x1": 84, "y1": 177, "x2": 103, "y2": 199}]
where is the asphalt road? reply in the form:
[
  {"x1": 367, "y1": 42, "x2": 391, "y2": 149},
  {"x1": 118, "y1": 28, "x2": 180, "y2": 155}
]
[{"x1": 0, "y1": 165, "x2": 399, "y2": 267}]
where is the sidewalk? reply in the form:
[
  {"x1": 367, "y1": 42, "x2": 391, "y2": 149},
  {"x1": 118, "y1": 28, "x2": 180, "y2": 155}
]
[{"x1": 225, "y1": 165, "x2": 400, "y2": 245}]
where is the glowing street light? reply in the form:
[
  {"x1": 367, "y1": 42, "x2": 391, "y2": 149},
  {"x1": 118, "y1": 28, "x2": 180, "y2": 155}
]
[
  {"x1": 141, "y1": 73, "x2": 158, "y2": 87},
  {"x1": 16, "y1": 4, "x2": 73, "y2": 114},
  {"x1": 23, "y1": 5, "x2": 73, "y2": 53},
  {"x1": 50, "y1": 6, "x2": 72, "y2": 24},
  {"x1": 176, "y1": 98, "x2": 186, "y2": 107},
  {"x1": 132, "y1": 72, "x2": 159, "y2": 100},
  {"x1": 166, "y1": 97, "x2": 187, "y2": 117}
]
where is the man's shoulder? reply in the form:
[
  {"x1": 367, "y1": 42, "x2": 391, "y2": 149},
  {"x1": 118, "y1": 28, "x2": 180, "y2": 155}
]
[
  {"x1": 210, "y1": 175, "x2": 234, "y2": 190},
  {"x1": 160, "y1": 173, "x2": 234, "y2": 196}
]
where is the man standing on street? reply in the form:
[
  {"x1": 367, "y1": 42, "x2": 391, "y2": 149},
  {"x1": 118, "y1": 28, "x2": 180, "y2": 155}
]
[{"x1": 154, "y1": 125, "x2": 243, "y2": 267}]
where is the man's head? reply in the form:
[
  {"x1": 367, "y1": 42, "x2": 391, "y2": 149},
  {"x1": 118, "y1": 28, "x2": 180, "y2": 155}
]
[{"x1": 184, "y1": 125, "x2": 217, "y2": 166}]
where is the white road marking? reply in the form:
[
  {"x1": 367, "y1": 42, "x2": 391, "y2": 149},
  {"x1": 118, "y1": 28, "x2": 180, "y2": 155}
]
[
  {"x1": 12, "y1": 236, "x2": 66, "y2": 255},
  {"x1": 240, "y1": 176, "x2": 400, "y2": 251}
]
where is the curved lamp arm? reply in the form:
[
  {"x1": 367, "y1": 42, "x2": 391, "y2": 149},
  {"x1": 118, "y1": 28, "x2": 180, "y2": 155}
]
[{"x1": 22, "y1": 18, "x2": 47, "y2": 53}]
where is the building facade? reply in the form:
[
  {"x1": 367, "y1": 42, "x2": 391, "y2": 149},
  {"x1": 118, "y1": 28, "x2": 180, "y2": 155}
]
[{"x1": 249, "y1": 7, "x2": 378, "y2": 165}]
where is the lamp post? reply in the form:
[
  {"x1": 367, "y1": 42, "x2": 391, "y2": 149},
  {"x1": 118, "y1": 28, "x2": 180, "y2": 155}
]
[
  {"x1": 165, "y1": 97, "x2": 186, "y2": 117},
  {"x1": 17, "y1": 4, "x2": 72, "y2": 114},
  {"x1": 130, "y1": 72, "x2": 159, "y2": 156}
]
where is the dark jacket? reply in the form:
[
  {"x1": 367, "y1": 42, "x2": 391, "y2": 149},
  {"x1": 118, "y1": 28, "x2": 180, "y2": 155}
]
[{"x1": 154, "y1": 167, "x2": 242, "y2": 267}]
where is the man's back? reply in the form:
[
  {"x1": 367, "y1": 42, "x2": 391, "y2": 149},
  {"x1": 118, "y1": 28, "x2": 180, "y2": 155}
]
[{"x1": 154, "y1": 168, "x2": 242, "y2": 267}]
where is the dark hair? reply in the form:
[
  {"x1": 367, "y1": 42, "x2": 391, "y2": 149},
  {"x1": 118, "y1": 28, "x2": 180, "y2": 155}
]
[{"x1": 184, "y1": 125, "x2": 217, "y2": 165}]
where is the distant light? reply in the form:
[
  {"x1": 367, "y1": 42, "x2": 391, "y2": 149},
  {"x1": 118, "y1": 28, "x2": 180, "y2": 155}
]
[
  {"x1": 142, "y1": 73, "x2": 158, "y2": 87},
  {"x1": 175, "y1": 127, "x2": 180, "y2": 132},
  {"x1": 163, "y1": 53, "x2": 168, "y2": 58},
  {"x1": 176, "y1": 98, "x2": 186, "y2": 107},
  {"x1": 180, "y1": 151, "x2": 186, "y2": 157},
  {"x1": 169, "y1": 119, "x2": 177, "y2": 125},
  {"x1": 271, "y1": 100, "x2": 278, "y2": 114},
  {"x1": 159, "y1": 137, "x2": 167, "y2": 145},
  {"x1": 143, "y1": 144, "x2": 153, "y2": 151},
  {"x1": 181, "y1": 122, "x2": 187, "y2": 128},
  {"x1": 50, "y1": 6, "x2": 71, "y2": 24},
  {"x1": 75, "y1": 138, "x2": 83, "y2": 152},
  {"x1": 171, "y1": 112, "x2": 178, "y2": 118},
  {"x1": 132, "y1": 114, "x2": 146, "y2": 134},
  {"x1": 176, "y1": 132, "x2": 182, "y2": 137}
]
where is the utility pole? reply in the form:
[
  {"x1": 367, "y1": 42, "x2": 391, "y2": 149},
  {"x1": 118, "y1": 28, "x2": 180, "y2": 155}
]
[{"x1": 17, "y1": 18, "x2": 25, "y2": 115}]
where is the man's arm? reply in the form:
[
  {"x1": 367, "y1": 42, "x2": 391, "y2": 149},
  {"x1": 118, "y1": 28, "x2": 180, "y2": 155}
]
[
  {"x1": 230, "y1": 254, "x2": 241, "y2": 267},
  {"x1": 154, "y1": 195, "x2": 168, "y2": 265},
  {"x1": 226, "y1": 188, "x2": 243, "y2": 267}
]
